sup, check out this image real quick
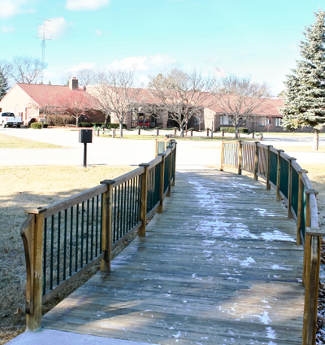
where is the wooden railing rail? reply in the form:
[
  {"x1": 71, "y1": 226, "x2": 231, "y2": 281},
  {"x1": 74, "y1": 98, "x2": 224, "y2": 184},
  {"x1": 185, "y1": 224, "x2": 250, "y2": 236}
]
[
  {"x1": 21, "y1": 140, "x2": 177, "y2": 330},
  {"x1": 221, "y1": 140, "x2": 323, "y2": 345}
]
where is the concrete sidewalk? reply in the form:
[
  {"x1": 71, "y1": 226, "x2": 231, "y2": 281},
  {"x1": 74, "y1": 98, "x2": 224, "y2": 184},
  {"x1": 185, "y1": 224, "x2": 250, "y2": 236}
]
[{"x1": 0, "y1": 127, "x2": 220, "y2": 169}]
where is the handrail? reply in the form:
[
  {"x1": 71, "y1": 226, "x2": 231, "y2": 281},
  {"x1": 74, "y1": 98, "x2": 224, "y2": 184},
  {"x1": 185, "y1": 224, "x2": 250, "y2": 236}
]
[
  {"x1": 221, "y1": 140, "x2": 323, "y2": 345},
  {"x1": 21, "y1": 139, "x2": 177, "y2": 330}
]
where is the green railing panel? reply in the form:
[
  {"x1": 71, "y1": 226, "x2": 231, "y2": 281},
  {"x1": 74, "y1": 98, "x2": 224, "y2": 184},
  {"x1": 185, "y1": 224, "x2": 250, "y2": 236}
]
[
  {"x1": 269, "y1": 150, "x2": 277, "y2": 185},
  {"x1": 280, "y1": 158, "x2": 289, "y2": 198},
  {"x1": 291, "y1": 168, "x2": 299, "y2": 217}
]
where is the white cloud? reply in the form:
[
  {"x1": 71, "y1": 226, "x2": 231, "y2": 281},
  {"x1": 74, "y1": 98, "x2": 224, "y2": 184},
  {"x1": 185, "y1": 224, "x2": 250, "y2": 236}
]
[
  {"x1": 67, "y1": 62, "x2": 96, "y2": 74},
  {"x1": 107, "y1": 55, "x2": 177, "y2": 72},
  {"x1": 106, "y1": 54, "x2": 178, "y2": 87},
  {"x1": 66, "y1": 0, "x2": 110, "y2": 11},
  {"x1": 0, "y1": 0, "x2": 29, "y2": 18},
  {"x1": 38, "y1": 17, "x2": 68, "y2": 40}
]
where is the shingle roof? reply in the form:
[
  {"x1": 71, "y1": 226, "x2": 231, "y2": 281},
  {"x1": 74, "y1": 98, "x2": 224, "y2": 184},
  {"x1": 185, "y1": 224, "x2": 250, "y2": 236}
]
[
  {"x1": 18, "y1": 83, "x2": 98, "y2": 110},
  {"x1": 200, "y1": 94, "x2": 283, "y2": 116},
  {"x1": 18, "y1": 83, "x2": 283, "y2": 117}
]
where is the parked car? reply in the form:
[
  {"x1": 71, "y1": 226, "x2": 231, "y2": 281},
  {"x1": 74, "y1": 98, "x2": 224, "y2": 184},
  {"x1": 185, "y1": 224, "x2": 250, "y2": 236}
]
[{"x1": 0, "y1": 112, "x2": 23, "y2": 128}]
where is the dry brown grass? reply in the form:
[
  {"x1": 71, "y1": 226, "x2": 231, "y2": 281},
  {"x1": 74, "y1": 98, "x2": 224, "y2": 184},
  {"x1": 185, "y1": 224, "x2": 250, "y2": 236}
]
[{"x1": 0, "y1": 165, "x2": 132, "y2": 344}]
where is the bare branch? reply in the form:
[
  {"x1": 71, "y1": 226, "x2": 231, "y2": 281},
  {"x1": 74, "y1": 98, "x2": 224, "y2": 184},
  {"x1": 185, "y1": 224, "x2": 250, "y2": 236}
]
[
  {"x1": 149, "y1": 69, "x2": 215, "y2": 136},
  {"x1": 213, "y1": 75, "x2": 270, "y2": 137},
  {"x1": 89, "y1": 70, "x2": 139, "y2": 136},
  {"x1": 9, "y1": 57, "x2": 45, "y2": 84}
]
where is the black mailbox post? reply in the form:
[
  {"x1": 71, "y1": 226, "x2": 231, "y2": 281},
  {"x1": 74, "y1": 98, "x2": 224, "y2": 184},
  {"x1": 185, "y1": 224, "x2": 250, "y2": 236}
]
[{"x1": 79, "y1": 129, "x2": 93, "y2": 167}]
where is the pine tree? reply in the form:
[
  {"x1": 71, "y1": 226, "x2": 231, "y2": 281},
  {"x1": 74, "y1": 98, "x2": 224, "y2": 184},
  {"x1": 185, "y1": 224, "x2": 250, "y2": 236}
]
[
  {"x1": 281, "y1": 10, "x2": 325, "y2": 149},
  {"x1": 0, "y1": 69, "x2": 9, "y2": 100}
]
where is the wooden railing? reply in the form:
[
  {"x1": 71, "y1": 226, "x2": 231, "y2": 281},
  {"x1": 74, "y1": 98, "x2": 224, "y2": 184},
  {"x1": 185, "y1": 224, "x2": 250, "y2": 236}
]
[
  {"x1": 221, "y1": 140, "x2": 323, "y2": 345},
  {"x1": 21, "y1": 139, "x2": 177, "y2": 330}
]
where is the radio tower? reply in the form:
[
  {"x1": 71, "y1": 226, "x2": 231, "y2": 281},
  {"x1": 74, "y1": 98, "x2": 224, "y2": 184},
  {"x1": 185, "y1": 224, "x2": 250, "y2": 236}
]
[{"x1": 39, "y1": 20, "x2": 52, "y2": 83}]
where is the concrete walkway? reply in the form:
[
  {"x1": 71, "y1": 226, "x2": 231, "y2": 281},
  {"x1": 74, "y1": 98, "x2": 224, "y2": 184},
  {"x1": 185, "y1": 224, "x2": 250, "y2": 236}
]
[{"x1": 0, "y1": 127, "x2": 220, "y2": 169}]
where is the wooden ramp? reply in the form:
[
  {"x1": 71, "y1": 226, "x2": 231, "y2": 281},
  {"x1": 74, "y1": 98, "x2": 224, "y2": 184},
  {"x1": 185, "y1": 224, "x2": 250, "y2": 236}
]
[{"x1": 42, "y1": 170, "x2": 304, "y2": 345}]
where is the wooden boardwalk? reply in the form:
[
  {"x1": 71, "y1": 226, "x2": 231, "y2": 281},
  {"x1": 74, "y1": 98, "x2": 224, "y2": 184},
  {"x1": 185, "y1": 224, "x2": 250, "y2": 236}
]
[{"x1": 42, "y1": 170, "x2": 305, "y2": 345}]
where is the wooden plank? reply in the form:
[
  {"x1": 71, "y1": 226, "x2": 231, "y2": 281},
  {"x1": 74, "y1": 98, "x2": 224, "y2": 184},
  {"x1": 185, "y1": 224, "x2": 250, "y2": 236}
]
[{"x1": 42, "y1": 170, "x2": 304, "y2": 345}]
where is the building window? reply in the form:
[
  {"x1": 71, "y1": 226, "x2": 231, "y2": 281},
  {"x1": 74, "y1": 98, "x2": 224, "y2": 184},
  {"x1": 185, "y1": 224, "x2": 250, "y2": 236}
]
[
  {"x1": 257, "y1": 117, "x2": 272, "y2": 127},
  {"x1": 220, "y1": 115, "x2": 230, "y2": 125},
  {"x1": 275, "y1": 117, "x2": 282, "y2": 127}
]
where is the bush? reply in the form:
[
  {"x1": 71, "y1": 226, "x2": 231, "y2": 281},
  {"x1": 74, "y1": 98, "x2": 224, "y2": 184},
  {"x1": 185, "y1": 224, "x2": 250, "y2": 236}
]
[
  {"x1": 92, "y1": 123, "x2": 105, "y2": 128},
  {"x1": 107, "y1": 123, "x2": 127, "y2": 129},
  {"x1": 46, "y1": 114, "x2": 74, "y2": 126},
  {"x1": 220, "y1": 126, "x2": 249, "y2": 134},
  {"x1": 30, "y1": 122, "x2": 43, "y2": 129},
  {"x1": 78, "y1": 122, "x2": 92, "y2": 128}
]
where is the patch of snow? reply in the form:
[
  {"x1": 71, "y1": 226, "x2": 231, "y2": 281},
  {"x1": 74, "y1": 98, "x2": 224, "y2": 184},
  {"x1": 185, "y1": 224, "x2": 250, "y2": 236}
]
[
  {"x1": 260, "y1": 230, "x2": 295, "y2": 242},
  {"x1": 191, "y1": 273, "x2": 202, "y2": 280},
  {"x1": 240, "y1": 257, "x2": 256, "y2": 267},
  {"x1": 172, "y1": 331, "x2": 182, "y2": 339},
  {"x1": 266, "y1": 326, "x2": 277, "y2": 339},
  {"x1": 254, "y1": 208, "x2": 277, "y2": 217},
  {"x1": 256, "y1": 311, "x2": 272, "y2": 325},
  {"x1": 271, "y1": 264, "x2": 290, "y2": 271},
  {"x1": 202, "y1": 239, "x2": 216, "y2": 246}
]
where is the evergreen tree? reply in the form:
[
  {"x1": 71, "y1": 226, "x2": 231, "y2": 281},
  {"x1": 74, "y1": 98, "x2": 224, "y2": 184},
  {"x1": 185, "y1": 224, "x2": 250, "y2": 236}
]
[
  {"x1": 281, "y1": 10, "x2": 325, "y2": 149},
  {"x1": 0, "y1": 69, "x2": 9, "y2": 100}
]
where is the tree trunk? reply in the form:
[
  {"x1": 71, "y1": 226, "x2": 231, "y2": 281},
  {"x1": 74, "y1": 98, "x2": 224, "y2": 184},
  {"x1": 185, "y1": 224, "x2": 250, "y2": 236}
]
[
  {"x1": 119, "y1": 121, "x2": 123, "y2": 138},
  {"x1": 313, "y1": 128, "x2": 319, "y2": 151}
]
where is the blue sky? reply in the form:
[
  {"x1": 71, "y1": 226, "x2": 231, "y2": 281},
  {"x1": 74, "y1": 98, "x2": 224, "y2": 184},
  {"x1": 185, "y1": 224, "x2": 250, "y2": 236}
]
[{"x1": 0, "y1": 0, "x2": 324, "y2": 95}]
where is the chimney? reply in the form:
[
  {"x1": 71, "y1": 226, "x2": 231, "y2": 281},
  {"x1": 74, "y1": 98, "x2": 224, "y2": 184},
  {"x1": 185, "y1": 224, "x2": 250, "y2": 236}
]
[{"x1": 69, "y1": 77, "x2": 79, "y2": 90}]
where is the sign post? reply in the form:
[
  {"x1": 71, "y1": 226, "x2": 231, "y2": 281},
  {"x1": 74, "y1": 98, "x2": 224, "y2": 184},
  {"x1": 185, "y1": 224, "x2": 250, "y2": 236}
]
[{"x1": 79, "y1": 129, "x2": 93, "y2": 167}]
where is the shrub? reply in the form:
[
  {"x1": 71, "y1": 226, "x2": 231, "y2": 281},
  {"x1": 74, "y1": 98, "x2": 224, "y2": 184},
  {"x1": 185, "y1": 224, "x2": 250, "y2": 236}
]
[
  {"x1": 220, "y1": 126, "x2": 249, "y2": 134},
  {"x1": 108, "y1": 123, "x2": 127, "y2": 129},
  {"x1": 78, "y1": 122, "x2": 92, "y2": 128},
  {"x1": 46, "y1": 114, "x2": 74, "y2": 126},
  {"x1": 30, "y1": 122, "x2": 44, "y2": 129},
  {"x1": 92, "y1": 123, "x2": 105, "y2": 128}
]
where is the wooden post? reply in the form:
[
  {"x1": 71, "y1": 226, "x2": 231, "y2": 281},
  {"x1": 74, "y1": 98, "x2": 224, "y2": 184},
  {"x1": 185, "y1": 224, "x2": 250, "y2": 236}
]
[
  {"x1": 254, "y1": 142, "x2": 259, "y2": 181},
  {"x1": 139, "y1": 163, "x2": 149, "y2": 237},
  {"x1": 302, "y1": 232, "x2": 312, "y2": 345},
  {"x1": 158, "y1": 153, "x2": 166, "y2": 213},
  {"x1": 287, "y1": 157, "x2": 296, "y2": 219},
  {"x1": 100, "y1": 180, "x2": 114, "y2": 272},
  {"x1": 170, "y1": 140, "x2": 177, "y2": 186},
  {"x1": 276, "y1": 150, "x2": 284, "y2": 201},
  {"x1": 266, "y1": 145, "x2": 272, "y2": 190},
  {"x1": 238, "y1": 140, "x2": 243, "y2": 175},
  {"x1": 24, "y1": 211, "x2": 44, "y2": 330},
  {"x1": 302, "y1": 235, "x2": 321, "y2": 345},
  {"x1": 296, "y1": 169, "x2": 307, "y2": 245},
  {"x1": 220, "y1": 141, "x2": 225, "y2": 171},
  {"x1": 303, "y1": 189, "x2": 314, "y2": 284}
]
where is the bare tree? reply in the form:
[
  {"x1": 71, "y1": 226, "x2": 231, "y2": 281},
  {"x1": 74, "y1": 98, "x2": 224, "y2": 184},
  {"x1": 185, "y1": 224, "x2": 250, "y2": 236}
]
[
  {"x1": 91, "y1": 70, "x2": 139, "y2": 137},
  {"x1": 9, "y1": 57, "x2": 45, "y2": 84},
  {"x1": 74, "y1": 69, "x2": 96, "y2": 88},
  {"x1": 149, "y1": 69, "x2": 215, "y2": 136},
  {"x1": 213, "y1": 76, "x2": 270, "y2": 138},
  {"x1": 65, "y1": 90, "x2": 97, "y2": 126}
]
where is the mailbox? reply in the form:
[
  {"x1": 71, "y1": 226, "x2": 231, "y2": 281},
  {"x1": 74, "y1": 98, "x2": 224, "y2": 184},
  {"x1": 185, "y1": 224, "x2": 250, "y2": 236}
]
[{"x1": 79, "y1": 129, "x2": 93, "y2": 143}]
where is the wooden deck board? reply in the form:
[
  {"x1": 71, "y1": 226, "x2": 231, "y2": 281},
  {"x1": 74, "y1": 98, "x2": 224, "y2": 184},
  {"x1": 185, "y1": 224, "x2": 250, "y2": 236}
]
[{"x1": 42, "y1": 170, "x2": 305, "y2": 345}]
